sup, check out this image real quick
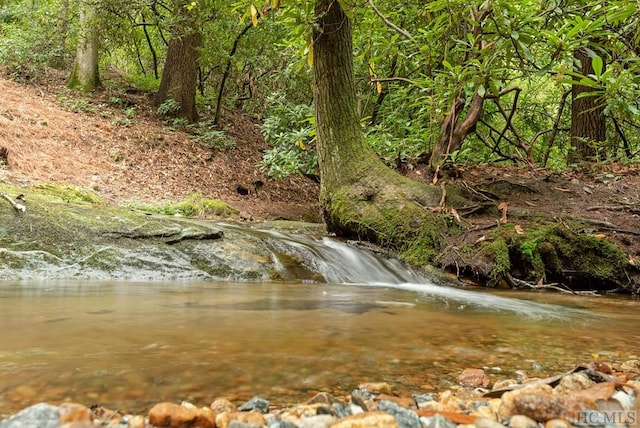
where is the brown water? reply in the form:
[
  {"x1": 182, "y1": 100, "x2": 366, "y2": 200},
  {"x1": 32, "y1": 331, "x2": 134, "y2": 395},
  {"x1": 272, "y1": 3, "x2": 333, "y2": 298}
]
[{"x1": 1, "y1": 279, "x2": 638, "y2": 416}]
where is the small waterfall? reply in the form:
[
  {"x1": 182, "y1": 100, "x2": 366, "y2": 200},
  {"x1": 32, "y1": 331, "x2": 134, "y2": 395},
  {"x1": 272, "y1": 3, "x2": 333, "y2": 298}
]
[{"x1": 231, "y1": 225, "x2": 587, "y2": 319}]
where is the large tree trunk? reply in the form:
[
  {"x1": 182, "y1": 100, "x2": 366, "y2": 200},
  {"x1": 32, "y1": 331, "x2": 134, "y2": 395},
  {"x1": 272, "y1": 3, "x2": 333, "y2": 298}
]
[
  {"x1": 313, "y1": 0, "x2": 454, "y2": 258},
  {"x1": 570, "y1": 48, "x2": 606, "y2": 162},
  {"x1": 67, "y1": 0, "x2": 101, "y2": 91},
  {"x1": 154, "y1": 6, "x2": 202, "y2": 123}
]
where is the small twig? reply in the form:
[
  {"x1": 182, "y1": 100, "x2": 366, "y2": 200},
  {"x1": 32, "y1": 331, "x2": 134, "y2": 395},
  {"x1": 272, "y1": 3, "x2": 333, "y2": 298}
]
[
  {"x1": 587, "y1": 205, "x2": 640, "y2": 214},
  {"x1": 1, "y1": 193, "x2": 26, "y2": 212},
  {"x1": 505, "y1": 273, "x2": 576, "y2": 294}
]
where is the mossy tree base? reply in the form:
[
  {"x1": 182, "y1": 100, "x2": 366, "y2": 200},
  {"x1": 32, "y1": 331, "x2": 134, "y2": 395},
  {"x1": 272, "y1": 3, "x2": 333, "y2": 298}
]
[{"x1": 437, "y1": 219, "x2": 636, "y2": 292}]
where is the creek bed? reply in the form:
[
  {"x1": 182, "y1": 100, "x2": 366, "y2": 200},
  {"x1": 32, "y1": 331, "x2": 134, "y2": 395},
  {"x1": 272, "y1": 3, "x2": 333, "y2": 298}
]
[{"x1": 1, "y1": 280, "x2": 638, "y2": 416}]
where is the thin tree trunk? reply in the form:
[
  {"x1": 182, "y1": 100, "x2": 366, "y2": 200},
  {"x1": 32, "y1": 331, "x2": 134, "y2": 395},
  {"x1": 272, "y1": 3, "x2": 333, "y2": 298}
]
[
  {"x1": 67, "y1": 0, "x2": 101, "y2": 91},
  {"x1": 570, "y1": 48, "x2": 606, "y2": 162}
]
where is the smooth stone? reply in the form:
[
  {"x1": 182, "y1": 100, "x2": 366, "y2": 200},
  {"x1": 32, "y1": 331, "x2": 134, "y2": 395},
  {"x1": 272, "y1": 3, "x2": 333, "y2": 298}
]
[
  {"x1": 349, "y1": 391, "x2": 371, "y2": 411},
  {"x1": 376, "y1": 400, "x2": 421, "y2": 428},
  {"x1": 0, "y1": 403, "x2": 61, "y2": 428},
  {"x1": 512, "y1": 393, "x2": 581, "y2": 422},
  {"x1": 358, "y1": 382, "x2": 392, "y2": 395},
  {"x1": 275, "y1": 403, "x2": 328, "y2": 425},
  {"x1": 620, "y1": 360, "x2": 640, "y2": 371},
  {"x1": 470, "y1": 405, "x2": 498, "y2": 421},
  {"x1": 425, "y1": 413, "x2": 457, "y2": 428},
  {"x1": 544, "y1": 419, "x2": 571, "y2": 428},
  {"x1": 475, "y1": 417, "x2": 504, "y2": 428},
  {"x1": 148, "y1": 402, "x2": 216, "y2": 428},
  {"x1": 228, "y1": 421, "x2": 263, "y2": 428},
  {"x1": 126, "y1": 415, "x2": 145, "y2": 428},
  {"x1": 298, "y1": 414, "x2": 335, "y2": 428},
  {"x1": 412, "y1": 394, "x2": 434, "y2": 404},
  {"x1": 508, "y1": 414, "x2": 538, "y2": 428},
  {"x1": 456, "y1": 368, "x2": 491, "y2": 388},
  {"x1": 267, "y1": 418, "x2": 300, "y2": 428},
  {"x1": 374, "y1": 395, "x2": 418, "y2": 410},
  {"x1": 58, "y1": 403, "x2": 92, "y2": 424},
  {"x1": 239, "y1": 396, "x2": 270, "y2": 414},
  {"x1": 499, "y1": 383, "x2": 553, "y2": 419},
  {"x1": 306, "y1": 393, "x2": 341, "y2": 406},
  {"x1": 211, "y1": 399, "x2": 238, "y2": 414},
  {"x1": 59, "y1": 423, "x2": 94, "y2": 428},
  {"x1": 436, "y1": 391, "x2": 464, "y2": 413},
  {"x1": 330, "y1": 411, "x2": 398, "y2": 428},
  {"x1": 217, "y1": 411, "x2": 266, "y2": 428},
  {"x1": 553, "y1": 372, "x2": 595, "y2": 394}
]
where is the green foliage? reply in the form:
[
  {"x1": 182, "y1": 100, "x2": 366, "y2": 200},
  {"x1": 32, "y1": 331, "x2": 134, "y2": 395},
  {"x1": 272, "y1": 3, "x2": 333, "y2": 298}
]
[
  {"x1": 157, "y1": 98, "x2": 182, "y2": 116},
  {"x1": 187, "y1": 121, "x2": 236, "y2": 150},
  {"x1": 0, "y1": 1, "x2": 73, "y2": 80},
  {"x1": 260, "y1": 95, "x2": 317, "y2": 178}
]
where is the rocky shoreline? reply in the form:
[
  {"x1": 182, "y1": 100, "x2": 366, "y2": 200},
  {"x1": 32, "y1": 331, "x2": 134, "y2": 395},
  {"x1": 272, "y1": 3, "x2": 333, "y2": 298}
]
[{"x1": 1, "y1": 360, "x2": 638, "y2": 428}]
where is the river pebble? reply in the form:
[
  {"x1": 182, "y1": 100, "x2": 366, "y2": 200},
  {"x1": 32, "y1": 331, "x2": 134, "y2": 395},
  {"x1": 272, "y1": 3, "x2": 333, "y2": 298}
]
[
  {"x1": 1, "y1": 364, "x2": 638, "y2": 428},
  {"x1": 455, "y1": 369, "x2": 491, "y2": 388},
  {"x1": 507, "y1": 414, "x2": 538, "y2": 428},
  {"x1": 148, "y1": 402, "x2": 215, "y2": 428}
]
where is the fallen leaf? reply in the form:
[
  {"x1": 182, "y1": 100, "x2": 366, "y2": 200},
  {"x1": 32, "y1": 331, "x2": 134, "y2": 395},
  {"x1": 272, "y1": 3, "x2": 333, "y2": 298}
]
[
  {"x1": 514, "y1": 224, "x2": 524, "y2": 234},
  {"x1": 450, "y1": 207, "x2": 461, "y2": 224},
  {"x1": 570, "y1": 381, "x2": 620, "y2": 408},
  {"x1": 524, "y1": 200, "x2": 537, "y2": 207},
  {"x1": 583, "y1": 186, "x2": 593, "y2": 194},
  {"x1": 498, "y1": 202, "x2": 508, "y2": 224},
  {"x1": 592, "y1": 234, "x2": 606, "y2": 239}
]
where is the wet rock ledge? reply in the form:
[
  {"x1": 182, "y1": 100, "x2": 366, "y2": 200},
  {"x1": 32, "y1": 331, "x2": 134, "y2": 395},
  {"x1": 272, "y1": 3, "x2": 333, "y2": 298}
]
[{"x1": 1, "y1": 360, "x2": 639, "y2": 428}]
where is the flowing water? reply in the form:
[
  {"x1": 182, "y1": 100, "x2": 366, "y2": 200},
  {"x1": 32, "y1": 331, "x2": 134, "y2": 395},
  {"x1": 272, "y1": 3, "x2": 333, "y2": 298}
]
[{"x1": 1, "y1": 228, "x2": 639, "y2": 416}]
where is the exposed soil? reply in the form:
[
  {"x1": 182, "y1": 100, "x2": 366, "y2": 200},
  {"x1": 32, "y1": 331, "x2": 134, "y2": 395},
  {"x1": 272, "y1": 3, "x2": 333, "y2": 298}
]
[
  {"x1": 1, "y1": 70, "x2": 639, "y2": 285},
  {"x1": 0, "y1": 70, "x2": 321, "y2": 222}
]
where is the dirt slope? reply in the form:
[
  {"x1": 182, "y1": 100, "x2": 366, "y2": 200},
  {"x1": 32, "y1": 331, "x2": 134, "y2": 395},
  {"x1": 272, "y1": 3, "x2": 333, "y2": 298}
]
[{"x1": 0, "y1": 74, "x2": 320, "y2": 221}]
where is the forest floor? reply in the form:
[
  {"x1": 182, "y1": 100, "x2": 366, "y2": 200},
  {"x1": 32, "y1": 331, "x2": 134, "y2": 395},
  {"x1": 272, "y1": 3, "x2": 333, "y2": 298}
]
[{"x1": 1, "y1": 70, "x2": 639, "y2": 278}]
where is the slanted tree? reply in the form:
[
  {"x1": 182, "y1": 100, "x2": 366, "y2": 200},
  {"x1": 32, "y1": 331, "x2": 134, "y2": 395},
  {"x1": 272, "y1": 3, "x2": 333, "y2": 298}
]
[
  {"x1": 154, "y1": 1, "x2": 202, "y2": 122},
  {"x1": 67, "y1": 0, "x2": 101, "y2": 91},
  {"x1": 313, "y1": 0, "x2": 461, "y2": 261}
]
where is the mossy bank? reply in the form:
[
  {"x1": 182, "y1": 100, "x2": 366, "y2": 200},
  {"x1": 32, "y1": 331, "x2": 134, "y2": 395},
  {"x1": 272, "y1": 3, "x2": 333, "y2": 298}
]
[{"x1": 0, "y1": 182, "x2": 315, "y2": 281}]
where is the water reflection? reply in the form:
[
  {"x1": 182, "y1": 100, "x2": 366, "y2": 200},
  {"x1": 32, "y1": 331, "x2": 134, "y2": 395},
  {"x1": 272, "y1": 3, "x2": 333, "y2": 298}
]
[{"x1": 0, "y1": 280, "x2": 638, "y2": 416}]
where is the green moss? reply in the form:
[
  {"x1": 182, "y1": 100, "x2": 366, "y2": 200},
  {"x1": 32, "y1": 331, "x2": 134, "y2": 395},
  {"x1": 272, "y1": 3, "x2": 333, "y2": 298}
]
[
  {"x1": 484, "y1": 239, "x2": 511, "y2": 280},
  {"x1": 325, "y1": 182, "x2": 449, "y2": 268},
  {"x1": 480, "y1": 223, "x2": 629, "y2": 287},
  {"x1": 126, "y1": 193, "x2": 239, "y2": 218},
  {"x1": 33, "y1": 183, "x2": 104, "y2": 205}
]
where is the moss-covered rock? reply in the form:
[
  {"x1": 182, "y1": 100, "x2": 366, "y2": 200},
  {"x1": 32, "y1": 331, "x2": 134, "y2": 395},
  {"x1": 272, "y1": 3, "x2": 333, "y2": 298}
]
[
  {"x1": 437, "y1": 219, "x2": 632, "y2": 291},
  {"x1": 0, "y1": 182, "x2": 311, "y2": 281}
]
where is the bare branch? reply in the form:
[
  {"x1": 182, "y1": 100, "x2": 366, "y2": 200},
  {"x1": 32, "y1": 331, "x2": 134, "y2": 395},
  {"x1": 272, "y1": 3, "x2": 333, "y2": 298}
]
[{"x1": 368, "y1": 0, "x2": 416, "y2": 44}]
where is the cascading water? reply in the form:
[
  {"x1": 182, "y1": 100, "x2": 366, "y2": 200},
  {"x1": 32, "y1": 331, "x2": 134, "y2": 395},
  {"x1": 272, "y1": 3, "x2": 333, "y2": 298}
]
[{"x1": 229, "y1": 224, "x2": 587, "y2": 319}]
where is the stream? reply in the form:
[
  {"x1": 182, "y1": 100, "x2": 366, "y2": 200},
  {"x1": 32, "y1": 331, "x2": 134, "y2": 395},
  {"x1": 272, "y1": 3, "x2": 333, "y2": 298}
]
[{"x1": 1, "y1": 226, "x2": 639, "y2": 415}]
